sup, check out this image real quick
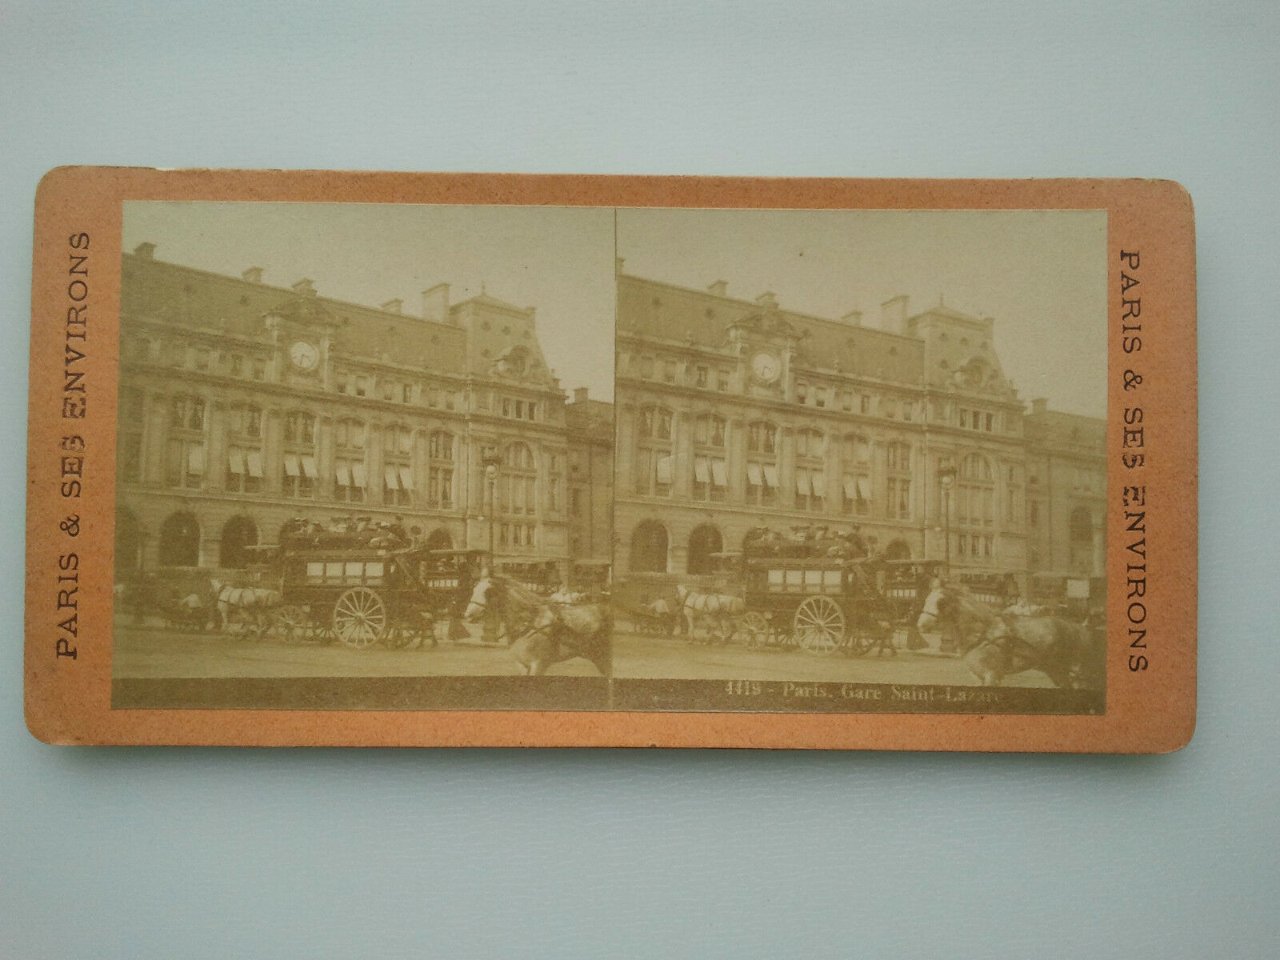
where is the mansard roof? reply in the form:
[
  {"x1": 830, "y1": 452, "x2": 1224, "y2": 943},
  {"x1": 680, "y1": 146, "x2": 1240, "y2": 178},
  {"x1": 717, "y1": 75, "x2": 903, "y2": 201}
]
[{"x1": 618, "y1": 273, "x2": 925, "y2": 385}]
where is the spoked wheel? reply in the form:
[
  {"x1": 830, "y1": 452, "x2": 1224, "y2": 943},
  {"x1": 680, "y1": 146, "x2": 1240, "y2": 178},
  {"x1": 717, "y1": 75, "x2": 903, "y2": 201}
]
[
  {"x1": 741, "y1": 612, "x2": 770, "y2": 649},
  {"x1": 332, "y1": 587, "x2": 387, "y2": 649},
  {"x1": 794, "y1": 597, "x2": 846, "y2": 655},
  {"x1": 271, "y1": 604, "x2": 313, "y2": 644}
]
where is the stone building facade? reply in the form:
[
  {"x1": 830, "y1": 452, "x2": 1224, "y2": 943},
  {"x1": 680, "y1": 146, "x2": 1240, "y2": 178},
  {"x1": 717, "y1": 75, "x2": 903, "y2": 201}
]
[
  {"x1": 614, "y1": 270, "x2": 1105, "y2": 598},
  {"x1": 114, "y1": 244, "x2": 609, "y2": 587}
]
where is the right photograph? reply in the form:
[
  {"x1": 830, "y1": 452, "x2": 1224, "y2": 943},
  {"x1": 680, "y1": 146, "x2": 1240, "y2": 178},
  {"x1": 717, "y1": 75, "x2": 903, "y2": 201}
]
[{"x1": 611, "y1": 207, "x2": 1108, "y2": 714}]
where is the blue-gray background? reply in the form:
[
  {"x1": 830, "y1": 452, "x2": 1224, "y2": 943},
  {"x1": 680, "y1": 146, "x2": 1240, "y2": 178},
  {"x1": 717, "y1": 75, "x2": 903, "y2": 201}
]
[{"x1": 2, "y1": 3, "x2": 1275, "y2": 957}]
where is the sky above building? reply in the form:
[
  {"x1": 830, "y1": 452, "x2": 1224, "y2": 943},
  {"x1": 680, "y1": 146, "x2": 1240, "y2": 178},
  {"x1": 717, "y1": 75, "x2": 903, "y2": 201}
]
[
  {"x1": 123, "y1": 201, "x2": 616, "y2": 401},
  {"x1": 617, "y1": 208, "x2": 1107, "y2": 418}
]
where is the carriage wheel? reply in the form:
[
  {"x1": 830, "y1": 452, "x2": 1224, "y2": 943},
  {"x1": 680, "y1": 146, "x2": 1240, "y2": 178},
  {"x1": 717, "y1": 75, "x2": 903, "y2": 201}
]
[
  {"x1": 742, "y1": 612, "x2": 770, "y2": 649},
  {"x1": 794, "y1": 597, "x2": 845, "y2": 655},
  {"x1": 271, "y1": 605, "x2": 312, "y2": 644},
  {"x1": 333, "y1": 588, "x2": 387, "y2": 649}
]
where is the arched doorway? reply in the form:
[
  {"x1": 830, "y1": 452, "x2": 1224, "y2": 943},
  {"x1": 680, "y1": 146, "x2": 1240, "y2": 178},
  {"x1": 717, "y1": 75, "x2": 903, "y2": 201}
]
[
  {"x1": 687, "y1": 524, "x2": 723, "y2": 575},
  {"x1": 159, "y1": 511, "x2": 200, "y2": 567},
  {"x1": 630, "y1": 520, "x2": 669, "y2": 573},
  {"x1": 115, "y1": 508, "x2": 141, "y2": 576},
  {"x1": 884, "y1": 539, "x2": 911, "y2": 562},
  {"x1": 426, "y1": 528, "x2": 453, "y2": 551},
  {"x1": 1069, "y1": 506, "x2": 1094, "y2": 573},
  {"x1": 220, "y1": 515, "x2": 258, "y2": 569}
]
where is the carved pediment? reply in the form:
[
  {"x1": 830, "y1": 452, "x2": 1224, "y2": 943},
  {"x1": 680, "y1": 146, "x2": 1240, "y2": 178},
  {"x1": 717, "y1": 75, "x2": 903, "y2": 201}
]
[{"x1": 729, "y1": 309, "x2": 806, "y2": 344}]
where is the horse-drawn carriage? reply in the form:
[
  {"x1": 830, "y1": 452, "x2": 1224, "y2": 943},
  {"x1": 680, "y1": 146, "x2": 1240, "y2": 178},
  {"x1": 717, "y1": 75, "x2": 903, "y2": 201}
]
[
  {"x1": 735, "y1": 554, "x2": 896, "y2": 655},
  {"x1": 247, "y1": 543, "x2": 485, "y2": 649},
  {"x1": 669, "y1": 548, "x2": 939, "y2": 655}
]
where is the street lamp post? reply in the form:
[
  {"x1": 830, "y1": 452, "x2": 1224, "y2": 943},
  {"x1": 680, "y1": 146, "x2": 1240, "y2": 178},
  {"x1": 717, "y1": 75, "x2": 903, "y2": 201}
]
[
  {"x1": 938, "y1": 465, "x2": 957, "y2": 577},
  {"x1": 481, "y1": 448, "x2": 502, "y2": 574}
]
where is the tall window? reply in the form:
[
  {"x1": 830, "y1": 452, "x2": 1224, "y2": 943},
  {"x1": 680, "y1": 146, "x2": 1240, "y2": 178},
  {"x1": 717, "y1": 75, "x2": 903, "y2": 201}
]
[
  {"x1": 502, "y1": 442, "x2": 538, "y2": 516},
  {"x1": 546, "y1": 452, "x2": 563, "y2": 514},
  {"x1": 165, "y1": 394, "x2": 206, "y2": 489},
  {"x1": 119, "y1": 388, "x2": 145, "y2": 484},
  {"x1": 224, "y1": 403, "x2": 263, "y2": 494},
  {"x1": 382, "y1": 423, "x2": 414, "y2": 506},
  {"x1": 886, "y1": 442, "x2": 912, "y2": 519},
  {"x1": 795, "y1": 428, "x2": 826, "y2": 512},
  {"x1": 332, "y1": 417, "x2": 367, "y2": 502},
  {"x1": 635, "y1": 405, "x2": 673, "y2": 497},
  {"x1": 427, "y1": 430, "x2": 455, "y2": 510},
  {"x1": 745, "y1": 420, "x2": 779, "y2": 506},
  {"x1": 840, "y1": 434, "x2": 871, "y2": 516},
  {"x1": 692, "y1": 414, "x2": 727, "y2": 503},
  {"x1": 335, "y1": 417, "x2": 365, "y2": 450},
  {"x1": 957, "y1": 453, "x2": 994, "y2": 528},
  {"x1": 282, "y1": 411, "x2": 318, "y2": 498}
]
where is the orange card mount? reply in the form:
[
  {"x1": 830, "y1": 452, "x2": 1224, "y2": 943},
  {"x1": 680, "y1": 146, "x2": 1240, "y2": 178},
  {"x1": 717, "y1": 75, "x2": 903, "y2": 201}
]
[{"x1": 25, "y1": 168, "x2": 1196, "y2": 751}]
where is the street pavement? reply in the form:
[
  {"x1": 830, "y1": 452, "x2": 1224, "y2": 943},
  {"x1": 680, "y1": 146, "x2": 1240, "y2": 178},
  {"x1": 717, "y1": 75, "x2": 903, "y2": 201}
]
[
  {"x1": 613, "y1": 628, "x2": 1054, "y2": 686},
  {"x1": 113, "y1": 620, "x2": 1052, "y2": 688}
]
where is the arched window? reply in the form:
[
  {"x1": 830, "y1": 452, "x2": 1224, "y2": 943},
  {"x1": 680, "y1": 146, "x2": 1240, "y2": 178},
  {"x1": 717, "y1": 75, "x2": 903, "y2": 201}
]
[
  {"x1": 886, "y1": 442, "x2": 912, "y2": 519},
  {"x1": 115, "y1": 508, "x2": 142, "y2": 575},
  {"x1": 841, "y1": 434, "x2": 871, "y2": 517},
  {"x1": 687, "y1": 524, "x2": 723, "y2": 575},
  {"x1": 630, "y1": 520, "x2": 669, "y2": 574},
  {"x1": 795, "y1": 428, "x2": 826, "y2": 512},
  {"x1": 383, "y1": 423, "x2": 414, "y2": 507},
  {"x1": 636, "y1": 406, "x2": 673, "y2": 497},
  {"x1": 746, "y1": 421, "x2": 779, "y2": 506},
  {"x1": 220, "y1": 516, "x2": 258, "y2": 569},
  {"x1": 159, "y1": 511, "x2": 200, "y2": 567},
  {"x1": 427, "y1": 431, "x2": 455, "y2": 509},
  {"x1": 692, "y1": 414, "x2": 728, "y2": 503}
]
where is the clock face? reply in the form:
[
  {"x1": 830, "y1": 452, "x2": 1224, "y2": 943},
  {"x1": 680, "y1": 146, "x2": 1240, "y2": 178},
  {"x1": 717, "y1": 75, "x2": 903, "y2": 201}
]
[
  {"x1": 289, "y1": 340, "x2": 319, "y2": 371},
  {"x1": 751, "y1": 351, "x2": 781, "y2": 384}
]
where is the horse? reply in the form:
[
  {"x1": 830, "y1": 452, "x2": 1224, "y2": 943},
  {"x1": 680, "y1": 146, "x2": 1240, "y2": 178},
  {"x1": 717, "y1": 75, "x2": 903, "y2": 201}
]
[
  {"x1": 464, "y1": 575, "x2": 610, "y2": 676},
  {"x1": 920, "y1": 586, "x2": 1103, "y2": 689},
  {"x1": 674, "y1": 584, "x2": 745, "y2": 644},
  {"x1": 209, "y1": 578, "x2": 282, "y2": 635},
  {"x1": 969, "y1": 613, "x2": 1104, "y2": 689}
]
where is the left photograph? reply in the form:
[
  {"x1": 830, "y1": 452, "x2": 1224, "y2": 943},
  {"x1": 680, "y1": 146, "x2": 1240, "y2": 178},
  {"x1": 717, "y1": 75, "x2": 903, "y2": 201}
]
[{"x1": 112, "y1": 201, "x2": 615, "y2": 709}]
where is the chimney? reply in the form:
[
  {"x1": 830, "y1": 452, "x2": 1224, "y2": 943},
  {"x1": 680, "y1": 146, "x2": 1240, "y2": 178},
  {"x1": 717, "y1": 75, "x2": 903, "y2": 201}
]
[
  {"x1": 841, "y1": 309, "x2": 863, "y2": 326},
  {"x1": 573, "y1": 386, "x2": 589, "y2": 404},
  {"x1": 133, "y1": 242, "x2": 156, "y2": 260},
  {"x1": 292, "y1": 278, "x2": 316, "y2": 297},
  {"x1": 381, "y1": 298, "x2": 403, "y2": 314},
  {"x1": 880, "y1": 295, "x2": 909, "y2": 332},
  {"x1": 756, "y1": 291, "x2": 778, "y2": 309},
  {"x1": 422, "y1": 283, "x2": 450, "y2": 323},
  {"x1": 241, "y1": 266, "x2": 263, "y2": 284},
  {"x1": 1031, "y1": 397, "x2": 1048, "y2": 415},
  {"x1": 707, "y1": 280, "x2": 728, "y2": 297}
]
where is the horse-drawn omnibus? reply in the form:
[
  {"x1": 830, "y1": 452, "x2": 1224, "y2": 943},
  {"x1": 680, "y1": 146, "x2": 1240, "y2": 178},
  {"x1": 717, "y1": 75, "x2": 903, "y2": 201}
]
[
  {"x1": 251, "y1": 543, "x2": 485, "y2": 649},
  {"x1": 736, "y1": 553, "x2": 899, "y2": 655}
]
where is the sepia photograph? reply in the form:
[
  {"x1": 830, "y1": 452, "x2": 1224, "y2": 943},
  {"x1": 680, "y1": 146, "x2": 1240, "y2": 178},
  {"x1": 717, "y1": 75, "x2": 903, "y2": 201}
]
[
  {"x1": 610, "y1": 207, "x2": 1108, "y2": 714},
  {"x1": 111, "y1": 201, "x2": 615, "y2": 708}
]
